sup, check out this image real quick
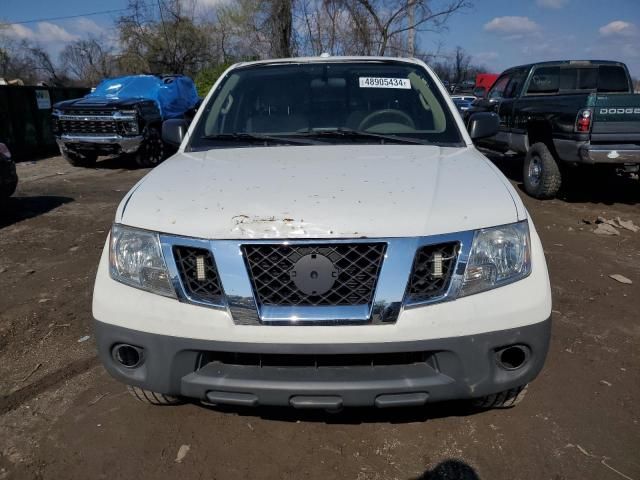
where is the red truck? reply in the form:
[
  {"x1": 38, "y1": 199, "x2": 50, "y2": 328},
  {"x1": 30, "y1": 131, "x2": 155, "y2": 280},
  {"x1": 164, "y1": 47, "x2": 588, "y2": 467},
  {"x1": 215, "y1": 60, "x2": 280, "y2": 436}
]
[{"x1": 474, "y1": 73, "x2": 499, "y2": 98}]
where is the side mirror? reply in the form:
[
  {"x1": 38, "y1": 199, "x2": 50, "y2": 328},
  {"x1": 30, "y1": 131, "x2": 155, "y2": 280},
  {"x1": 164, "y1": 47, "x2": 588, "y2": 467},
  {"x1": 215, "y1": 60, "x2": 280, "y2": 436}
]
[
  {"x1": 467, "y1": 112, "x2": 499, "y2": 140},
  {"x1": 162, "y1": 119, "x2": 188, "y2": 146}
]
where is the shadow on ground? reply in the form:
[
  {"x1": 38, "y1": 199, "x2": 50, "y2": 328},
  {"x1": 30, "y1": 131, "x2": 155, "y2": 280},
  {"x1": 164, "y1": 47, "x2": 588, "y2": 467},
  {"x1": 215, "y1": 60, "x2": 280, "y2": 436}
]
[
  {"x1": 485, "y1": 151, "x2": 639, "y2": 206},
  {"x1": 0, "y1": 195, "x2": 73, "y2": 229},
  {"x1": 196, "y1": 400, "x2": 481, "y2": 425},
  {"x1": 93, "y1": 155, "x2": 145, "y2": 170},
  {"x1": 413, "y1": 459, "x2": 481, "y2": 480}
]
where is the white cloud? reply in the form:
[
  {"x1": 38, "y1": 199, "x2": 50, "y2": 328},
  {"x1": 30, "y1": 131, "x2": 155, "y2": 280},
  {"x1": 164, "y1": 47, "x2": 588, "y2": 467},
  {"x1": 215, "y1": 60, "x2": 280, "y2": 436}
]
[
  {"x1": 5, "y1": 22, "x2": 78, "y2": 43},
  {"x1": 473, "y1": 51, "x2": 499, "y2": 64},
  {"x1": 599, "y1": 21, "x2": 637, "y2": 37},
  {"x1": 7, "y1": 24, "x2": 34, "y2": 40},
  {"x1": 194, "y1": 0, "x2": 228, "y2": 6},
  {"x1": 536, "y1": 0, "x2": 569, "y2": 9},
  {"x1": 483, "y1": 16, "x2": 540, "y2": 35},
  {"x1": 37, "y1": 22, "x2": 79, "y2": 42},
  {"x1": 71, "y1": 18, "x2": 106, "y2": 35}
]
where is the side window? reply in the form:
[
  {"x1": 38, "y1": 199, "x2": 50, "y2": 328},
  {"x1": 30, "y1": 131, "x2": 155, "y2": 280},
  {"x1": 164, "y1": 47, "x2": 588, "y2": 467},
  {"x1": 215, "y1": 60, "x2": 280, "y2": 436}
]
[
  {"x1": 527, "y1": 67, "x2": 559, "y2": 94},
  {"x1": 488, "y1": 75, "x2": 510, "y2": 100},
  {"x1": 503, "y1": 69, "x2": 527, "y2": 98},
  {"x1": 558, "y1": 68, "x2": 578, "y2": 90},
  {"x1": 578, "y1": 68, "x2": 598, "y2": 90},
  {"x1": 558, "y1": 68, "x2": 598, "y2": 91},
  {"x1": 598, "y1": 66, "x2": 629, "y2": 93}
]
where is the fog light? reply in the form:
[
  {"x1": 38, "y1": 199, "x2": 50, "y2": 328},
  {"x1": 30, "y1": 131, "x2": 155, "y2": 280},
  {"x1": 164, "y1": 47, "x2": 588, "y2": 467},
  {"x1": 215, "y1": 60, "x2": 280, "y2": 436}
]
[
  {"x1": 496, "y1": 345, "x2": 528, "y2": 370},
  {"x1": 112, "y1": 344, "x2": 144, "y2": 368}
]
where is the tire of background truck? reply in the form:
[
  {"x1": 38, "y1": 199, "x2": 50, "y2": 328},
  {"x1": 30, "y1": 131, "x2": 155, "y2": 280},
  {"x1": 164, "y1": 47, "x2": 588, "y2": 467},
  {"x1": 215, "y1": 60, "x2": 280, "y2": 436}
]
[
  {"x1": 127, "y1": 385, "x2": 184, "y2": 405},
  {"x1": 134, "y1": 126, "x2": 166, "y2": 168},
  {"x1": 62, "y1": 150, "x2": 97, "y2": 168},
  {"x1": 471, "y1": 384, "x2": 528, "y2": 409},
  {"x1": 522, "y1": 142, "x2": 562, "y2": 199}
]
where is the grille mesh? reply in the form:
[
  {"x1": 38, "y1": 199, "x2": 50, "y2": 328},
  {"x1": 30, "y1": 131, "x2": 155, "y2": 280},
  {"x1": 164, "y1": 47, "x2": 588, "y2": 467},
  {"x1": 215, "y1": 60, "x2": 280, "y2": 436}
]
[
  {"x1": 65, "y1": 109, "x2": 115, "y2": 116},
  {"x1": 199, "y1": 351, "x2": 432, "y2": 368},
  {"x1": 173, "y1": 246, "x2": 223, "y2": 303},
  {"x1": 243, "y1": 243, "x2": 386, "y2": 306},
  {"x1": 407, "y1": 242, "x2": 459, "y2": 302},
  {"x1": 58, "y1": 119, "x2": 118, "y2": 135}
]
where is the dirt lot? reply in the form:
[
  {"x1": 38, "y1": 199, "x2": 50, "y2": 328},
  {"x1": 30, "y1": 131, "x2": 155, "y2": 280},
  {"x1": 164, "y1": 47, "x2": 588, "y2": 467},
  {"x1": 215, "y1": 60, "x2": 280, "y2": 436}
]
[{"x1": 0, "y1": 154, "x2": 639, "y2": 480}]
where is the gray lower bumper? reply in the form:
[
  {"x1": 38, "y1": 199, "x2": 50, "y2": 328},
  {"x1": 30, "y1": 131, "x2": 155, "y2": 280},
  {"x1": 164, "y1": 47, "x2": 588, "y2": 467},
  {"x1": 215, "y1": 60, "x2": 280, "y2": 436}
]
[
  {"x1": 94, "y1": 318, "x2": 551, "y2": 408},
  {"x1": 56, "y1": 134, "x2": 143, "y2": 154},
  {"x1": 579, "y1": 144, "x2": 640, "y2": 165}
]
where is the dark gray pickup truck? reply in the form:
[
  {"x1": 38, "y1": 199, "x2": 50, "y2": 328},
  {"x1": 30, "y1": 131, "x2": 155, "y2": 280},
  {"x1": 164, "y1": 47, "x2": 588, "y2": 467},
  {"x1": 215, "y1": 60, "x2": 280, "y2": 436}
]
[{"x1": 472, "y1": 60, "x2": 640, "y2": 198}]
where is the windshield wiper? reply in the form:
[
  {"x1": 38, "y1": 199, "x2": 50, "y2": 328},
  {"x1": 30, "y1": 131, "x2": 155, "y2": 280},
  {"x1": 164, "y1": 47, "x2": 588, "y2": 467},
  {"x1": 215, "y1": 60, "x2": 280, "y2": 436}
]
[
  {"x1": 296, "y1": 127, "x2": 430, "y2": 145},
  {"x1": 201, "y1": 133, "x2": 318, "y2": 145}
]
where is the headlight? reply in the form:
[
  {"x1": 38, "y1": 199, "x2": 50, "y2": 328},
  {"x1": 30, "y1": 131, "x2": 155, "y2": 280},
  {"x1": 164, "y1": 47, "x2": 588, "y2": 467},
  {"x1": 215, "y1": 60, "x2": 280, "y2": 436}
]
[
  {"x1": 52, "y1": 109, "x2": 62, "y2": 116},
  {"x1": 109, "y1": 224, "x2": 175, "y2": 297},
  {"x1": 114, "y1": 111, "x2": 139, "y2": 135},
  {"x1": 460, "y1": 221, "x2": 531, "y2": 296}
]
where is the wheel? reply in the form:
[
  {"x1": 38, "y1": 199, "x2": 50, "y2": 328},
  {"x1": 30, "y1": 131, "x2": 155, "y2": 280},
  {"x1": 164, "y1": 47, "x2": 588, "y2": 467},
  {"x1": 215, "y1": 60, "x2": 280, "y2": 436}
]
[
  {"x1": 472, "y1": 384, "x2": 528, "y2": 409},
  {"x1": 127, "y1": 385, "x2": 184, "y2": 405},
  {"x1": 62, "y1": 150, "x2": 97, "y2": 167},
  {"x1": 358, "y1": 109, "x2": 415, "y2": 131},
  {"x1": 135, "y1": 126, "x2": 166, "y2": 168},
  {"x1": 523, "y1": 142, "x2": 562, "y2": 199}
]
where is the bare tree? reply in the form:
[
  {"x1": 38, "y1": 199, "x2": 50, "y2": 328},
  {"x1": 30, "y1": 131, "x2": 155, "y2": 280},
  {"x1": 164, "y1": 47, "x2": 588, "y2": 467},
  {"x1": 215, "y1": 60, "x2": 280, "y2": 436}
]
[
  {"x1": 347, "y1": 0, "x2": 470, "y2": 56},
  {"x1": 117, "y1": 0, "x2": 213, "y2": 75},
  {"x1": 27, "y1": 46, "x2": 70, "y2": 85},
  {"x1": 60, "y1": 38, "x2": 115, "y2": 85},
  {"x1": 269, "y1": 0, "x2": 293, "y2": 57},
  {"x1": 453, "y1": 45, "x2": 470, "y2": 84},
  {"x1": 298, "y1": 0, "x2": 371, "y2": 56},
  {"x1": 407, "y1": 0, "x2": 416, "y2": 56},
  {"x1": 428, "y1": 46, "x2": 486, "y2": 85}
]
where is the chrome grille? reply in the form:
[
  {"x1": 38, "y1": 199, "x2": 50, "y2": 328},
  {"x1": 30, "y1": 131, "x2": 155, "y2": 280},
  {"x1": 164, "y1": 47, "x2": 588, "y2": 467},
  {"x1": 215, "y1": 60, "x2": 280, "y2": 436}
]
[
  {"x1": 58, "y1": 119, "x2": 118, "y2": 135},
  {"x1": 173, "y1": 246, "x2": 224, "y2": 303},
  {"x1": 243, "y1": 243, "x2": 386, "y2": 306},
  {"x1": 406, "y1": 242, "x2": 459, "y2": 302},
  {"x1": 65, "y1": 109, "x2": 115, "y2": 116}
]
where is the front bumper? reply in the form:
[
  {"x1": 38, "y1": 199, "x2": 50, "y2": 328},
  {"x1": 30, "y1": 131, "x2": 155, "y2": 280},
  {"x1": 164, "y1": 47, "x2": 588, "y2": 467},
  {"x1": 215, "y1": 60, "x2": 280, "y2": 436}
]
[
  {"x1": 94, "y1": 317, "x2": 551, "y2": 408},
  {"x1": 579, "y1": 144, "x2": 640, "y2": 165},
  {"x1": 56, "y1": 134, "x2": 143, "y2": 155}
]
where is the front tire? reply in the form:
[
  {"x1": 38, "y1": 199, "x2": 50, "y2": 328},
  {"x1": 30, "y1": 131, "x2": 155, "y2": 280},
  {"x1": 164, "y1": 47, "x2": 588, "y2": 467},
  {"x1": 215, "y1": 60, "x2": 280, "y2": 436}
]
[
  {"x1": 127, "y1": 385, "x2": 183, "y2": 406},
  {"x1": 523, "y1": 142, "x2": 562, "y2": 199},
  {"x1": 134, "y1": 126, "x2": 166, "y2": 168},
  {"x1": 62, "y1": 150, "x2": 97, "y2": 168}
]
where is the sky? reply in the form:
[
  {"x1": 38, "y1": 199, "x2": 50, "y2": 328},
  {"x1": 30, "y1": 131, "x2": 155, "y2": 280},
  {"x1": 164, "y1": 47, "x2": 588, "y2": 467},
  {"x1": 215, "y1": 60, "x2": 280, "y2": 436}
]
[{"x1": 1, "y1": 0, "x2": 639, "y2": 78}]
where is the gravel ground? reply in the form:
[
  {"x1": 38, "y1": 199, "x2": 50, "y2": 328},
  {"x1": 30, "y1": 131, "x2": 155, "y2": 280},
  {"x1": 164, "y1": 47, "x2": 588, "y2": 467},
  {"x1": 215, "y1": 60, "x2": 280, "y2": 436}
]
[{"x1": 0, "y1": 154, "x2": 638, "y2": 480}]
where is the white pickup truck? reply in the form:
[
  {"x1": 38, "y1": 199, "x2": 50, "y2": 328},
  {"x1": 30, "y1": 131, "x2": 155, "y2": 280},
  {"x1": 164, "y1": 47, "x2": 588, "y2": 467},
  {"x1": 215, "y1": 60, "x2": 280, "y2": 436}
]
[{"x1": 93, "y1": 56, "x2": 552, "y2": 410}]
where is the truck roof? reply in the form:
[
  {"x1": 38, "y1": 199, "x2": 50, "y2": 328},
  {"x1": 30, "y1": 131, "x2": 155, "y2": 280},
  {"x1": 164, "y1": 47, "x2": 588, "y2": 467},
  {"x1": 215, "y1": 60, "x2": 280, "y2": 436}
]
[
  {"x1": 232, "y1": 55, "x2": 424, "y2": 68},
  {"x1": 503, "y1": 60, "x2": 628, "y2": 73}
]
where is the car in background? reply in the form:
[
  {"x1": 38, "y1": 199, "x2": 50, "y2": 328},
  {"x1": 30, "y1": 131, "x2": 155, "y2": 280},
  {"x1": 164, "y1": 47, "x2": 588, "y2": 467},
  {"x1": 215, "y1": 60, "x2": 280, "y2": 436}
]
[
  {"x1": 476, "y1": 73, "x2": 499, "y2": 87},
  {"x1": 453, "y1": 80, "x2": 476, "y2": 95},
  {"x1": 52, "y1": 75, "x2": 200, "y2": 168},
  {"x1": 0, "y1": 142, "x2": 18, "y2": 201},
  {"x1": 452, "y1": 97, "x2": 475, "y2": 113},
  {"x1": 473, "y1": 60, "x2": 640, "y2": 198}
]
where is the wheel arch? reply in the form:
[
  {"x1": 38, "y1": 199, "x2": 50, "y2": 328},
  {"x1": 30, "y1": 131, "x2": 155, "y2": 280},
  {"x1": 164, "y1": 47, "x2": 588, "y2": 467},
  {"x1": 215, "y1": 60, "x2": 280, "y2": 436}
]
[{"x1": 526, "y1": 121, "x2": 556, "y2": 156}]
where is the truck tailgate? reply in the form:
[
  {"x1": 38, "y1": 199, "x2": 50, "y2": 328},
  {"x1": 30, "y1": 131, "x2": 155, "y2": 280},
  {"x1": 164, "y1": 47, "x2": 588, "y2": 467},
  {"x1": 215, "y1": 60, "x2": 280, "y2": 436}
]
[{"x1": 591, "y1": 94, "x2": 640, "y2": 137}]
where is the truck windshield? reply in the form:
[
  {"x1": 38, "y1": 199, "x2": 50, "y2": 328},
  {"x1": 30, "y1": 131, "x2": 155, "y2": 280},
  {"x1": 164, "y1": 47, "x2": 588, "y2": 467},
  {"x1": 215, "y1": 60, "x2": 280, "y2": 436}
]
[{"x1": 188, "y1": 61, "x2": 463, "y2": 149}]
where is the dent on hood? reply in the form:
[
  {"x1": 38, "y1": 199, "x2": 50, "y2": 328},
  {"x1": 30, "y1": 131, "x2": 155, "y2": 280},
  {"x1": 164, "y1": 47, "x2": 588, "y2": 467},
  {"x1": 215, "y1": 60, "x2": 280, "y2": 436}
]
[{"x1": 230, "y1": 214, "x2": 362, "y2": 238}]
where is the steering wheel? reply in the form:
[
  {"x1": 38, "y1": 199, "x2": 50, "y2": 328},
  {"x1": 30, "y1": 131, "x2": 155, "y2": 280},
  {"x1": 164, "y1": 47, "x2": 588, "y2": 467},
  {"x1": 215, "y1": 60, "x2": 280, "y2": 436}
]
[{"x1": 358, "y1": 109, "x2": 415, "y2": 131}]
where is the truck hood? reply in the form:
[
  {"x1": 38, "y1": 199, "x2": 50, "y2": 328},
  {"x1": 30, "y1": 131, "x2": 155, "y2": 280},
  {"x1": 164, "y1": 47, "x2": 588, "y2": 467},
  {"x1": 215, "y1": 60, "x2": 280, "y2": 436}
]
[
  {"x1": 54, "y1": 97, "x2": 142, "y2": 110},
  {"x1": 118, "y1": 145, "x2": 522, "y2": 239}
]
